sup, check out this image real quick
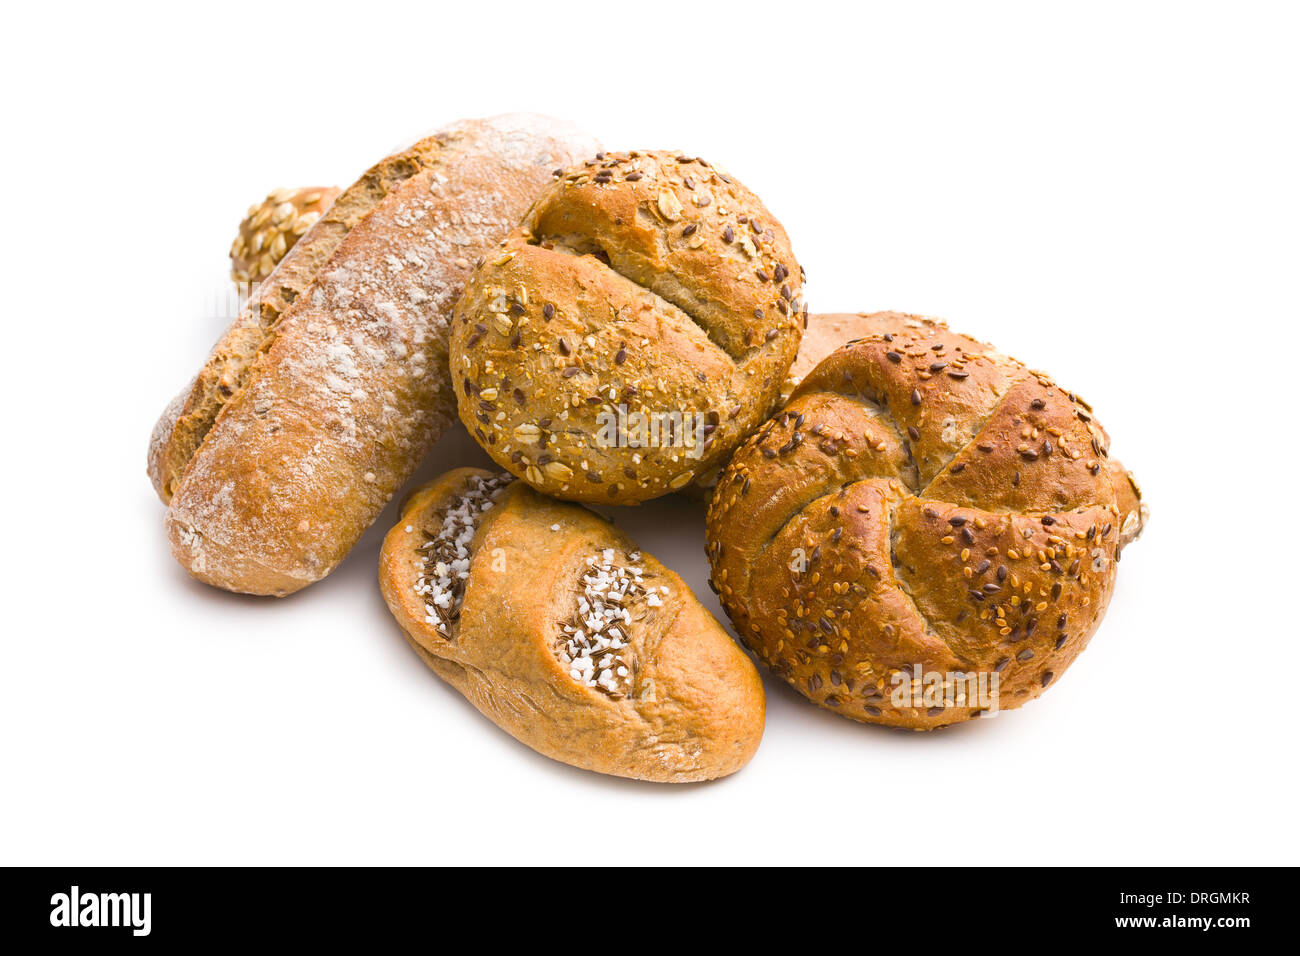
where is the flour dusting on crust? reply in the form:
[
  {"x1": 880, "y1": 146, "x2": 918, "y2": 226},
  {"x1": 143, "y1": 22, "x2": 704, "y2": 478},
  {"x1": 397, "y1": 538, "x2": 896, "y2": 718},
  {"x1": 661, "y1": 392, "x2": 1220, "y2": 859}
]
[{"x1": 165, "y1": 117, "x2": 599, "y2": 593}]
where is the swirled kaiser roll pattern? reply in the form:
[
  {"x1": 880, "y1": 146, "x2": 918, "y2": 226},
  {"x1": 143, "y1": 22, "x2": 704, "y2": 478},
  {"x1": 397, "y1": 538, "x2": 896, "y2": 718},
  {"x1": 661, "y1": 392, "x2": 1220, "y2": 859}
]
[
  {"x1": 705, "y1": 312, "x2": 1146, "y2": 730},
  {"x1": 449, "y1": 151, "x2": 805, "y2": 504}
]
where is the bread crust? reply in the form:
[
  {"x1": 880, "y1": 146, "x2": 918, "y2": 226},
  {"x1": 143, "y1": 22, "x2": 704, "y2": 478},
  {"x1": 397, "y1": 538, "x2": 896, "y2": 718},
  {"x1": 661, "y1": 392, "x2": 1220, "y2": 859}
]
[
  {"x1": 147, "y1": 143, "x2": 435, "y2": 504},
  {"x1": 448, "y1": 151, "x2": 804, "y2": 503},
  {"x1": 787, "y1": 311, "x2": 879, "y2": 391},
  {"x1": 152, "y1": 115, "x2": 599, "y2": 595},
  {"x1": 230, "y1": 186, "x2": 341, "y2": 285},
  {"x1": 380, "y1": 468, "x2": 765, "y2": 782},
  {"x1": 706, "y1": 312, "x2": 1143, "y2": 729},
  {"x1": 683, "y1": 312, "x2": 890, "y2": 500},
  {"x1": 786, "y1": 312, "x2": 1147, "y2": 548},
  {"x1": 1108, "y1": 457, "x2": 1148, "y2": 551}
]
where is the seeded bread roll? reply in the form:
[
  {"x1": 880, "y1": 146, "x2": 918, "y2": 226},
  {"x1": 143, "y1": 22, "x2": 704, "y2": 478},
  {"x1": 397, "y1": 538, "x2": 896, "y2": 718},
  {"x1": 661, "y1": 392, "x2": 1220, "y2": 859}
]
[
  {"x1": 148, "y1": 115, "x2": 599, "y2": 595},
  {"x1": 380, "y1": 467, "x2": 765, "y2": 782},
  {"x1": 230, "y1": 186, "x2": 341, "y2": 285},
  {"x1": 706, "y1": 312, "x2": 1145, "y2": 730},
  {"x1": 448, "y1": 150, "x2": 805, "y2": 504}
]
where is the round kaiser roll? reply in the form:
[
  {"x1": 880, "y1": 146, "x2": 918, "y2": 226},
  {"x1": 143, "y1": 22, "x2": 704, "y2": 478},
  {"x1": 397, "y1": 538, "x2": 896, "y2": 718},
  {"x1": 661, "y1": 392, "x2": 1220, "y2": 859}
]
[
  {"x1": 705, "y1": 311, "x2": 1146, "y2": 730},
  {"x1": 448, "y1": 150, "x2": 805, "y2": 504}
]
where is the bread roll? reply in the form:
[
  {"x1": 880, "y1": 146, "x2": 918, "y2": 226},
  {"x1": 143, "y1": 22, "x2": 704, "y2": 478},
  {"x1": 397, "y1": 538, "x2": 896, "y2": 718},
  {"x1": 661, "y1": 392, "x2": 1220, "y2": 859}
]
[
  {"x1": 380, "y1": 468, "x2": 765, "y2": 782},
  {"x1": 448, "y1": 150, "x2": 805, "y2": 504},
  {"x1": 706, "y1": 312, "x2": 1145, "y2": 729},
  {"x1": 149, "y1": 115, "x2": 599, "y2": 595}
]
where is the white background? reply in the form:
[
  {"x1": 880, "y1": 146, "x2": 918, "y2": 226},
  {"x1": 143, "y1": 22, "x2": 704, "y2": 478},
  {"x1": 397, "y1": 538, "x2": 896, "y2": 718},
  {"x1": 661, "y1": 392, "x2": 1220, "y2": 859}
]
[{"x1": 2, "y1": 1, "x2": 1296, "y2": 865}]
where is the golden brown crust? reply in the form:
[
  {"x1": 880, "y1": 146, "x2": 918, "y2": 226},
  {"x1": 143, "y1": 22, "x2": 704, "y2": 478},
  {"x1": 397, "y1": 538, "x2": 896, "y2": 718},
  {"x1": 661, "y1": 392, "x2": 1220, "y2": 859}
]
[
  {"x1": 683, "y1": 312, "x2": 891, "y2": 501},
  {"x1": 786, "y1": 312, "x2": 879, "y2": 393},
  {"x1": 1108, "y1": 457, "x2": 1148, "y2": 552},
  {"x1": 706, "y1": 311, "x2": 1142, "y2": 729},
  {"x1": 380, "y1": 468, "x2": 765, "y2": 782},
  {"x1": 152, "y1": 115, "x2": 599, "y2": 595},
  {"x1": 448, "y1": 151, "x2": 804, "y2": 504},
  {"x1": 230, "y1": 186, "x2": 341, "y2": 285},
  {"x1": 147, "y1": 139, "x2": 444, "y2": 504}
]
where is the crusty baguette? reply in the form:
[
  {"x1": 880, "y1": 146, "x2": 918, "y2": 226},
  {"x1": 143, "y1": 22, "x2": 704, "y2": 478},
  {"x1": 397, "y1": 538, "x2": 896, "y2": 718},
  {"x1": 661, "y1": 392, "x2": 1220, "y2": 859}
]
[
  {"x1": 150, "y1": 115, "x2": 599, "y2": 595},
  {"x1": 148, "y1": 143, "x2": 439, "y2": 504},
  {"x1": 707, "y1": 311, "x2": 1145, "y2": 729},
  {"x1": 379, "y1": 468, "x2": 765, "y2": 782}
]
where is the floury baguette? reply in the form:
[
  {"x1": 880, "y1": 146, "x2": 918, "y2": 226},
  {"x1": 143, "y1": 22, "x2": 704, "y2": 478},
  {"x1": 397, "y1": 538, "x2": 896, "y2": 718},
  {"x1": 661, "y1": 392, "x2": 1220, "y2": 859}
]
[{"x1": 148, "y1": 115, "x2": 599, "y2": 595}]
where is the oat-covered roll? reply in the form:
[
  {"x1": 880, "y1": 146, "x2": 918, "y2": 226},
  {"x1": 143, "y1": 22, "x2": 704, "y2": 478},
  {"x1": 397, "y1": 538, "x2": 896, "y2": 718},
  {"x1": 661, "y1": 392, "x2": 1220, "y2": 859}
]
[
  {"x1": 380, "y1": 467, "x2": 766, "y2": 782},
  {"x1": 449, "y1": 151, "x2": 805, "y2": 504},
  {"x1": 706, "y1": 312, "x2": 1146, "y2": 730},
  {"x1": 230, "y1": 186, "x2": 341, "y2": 285}
]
